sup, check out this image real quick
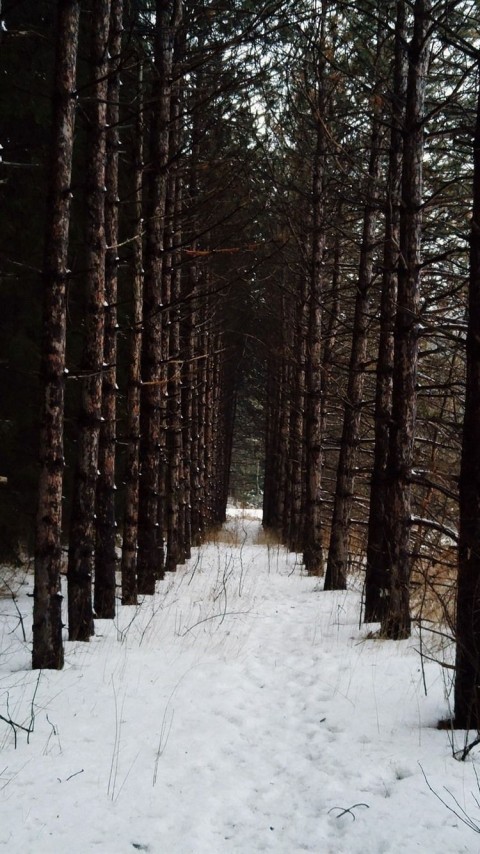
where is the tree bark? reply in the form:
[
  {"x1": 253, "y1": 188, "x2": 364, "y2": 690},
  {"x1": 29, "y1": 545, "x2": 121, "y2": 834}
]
[
  {"x1": 67, "y1": 0, "x2": 111, "y2": 641},
  {"x1": 286, "y1": 275, "x2": 307, "y2": 553},
  {"x1": 33, "y1": 0, "x2": 80, "y2": 670},
  {"x1": 454, "y1": 59, "x2": 480, "y2": 730},
  {"x1": 365, "y1": 0, "x2": 407, "y2": 623},
  {"x1": 303, "y1": 7, "x2": 327, "y2": 576},
  {"x1": 137, "y1": 0, "x2": 182, "y2": 593},
  {"x1": 94, "y1": 0, "x2": 123, "y2": 619},
  {"x1": 381, "y1": 0, "x2": 431, "y2": 639},
  {"x1": 120, "y1": 58, "x2": 144, "y2": 607},
  {"x1": 325, "y1": 56, "x2": 382, "y2": 591},
  {"x1": 166, "y1": 79, "x2": 184, "y2": 572}
]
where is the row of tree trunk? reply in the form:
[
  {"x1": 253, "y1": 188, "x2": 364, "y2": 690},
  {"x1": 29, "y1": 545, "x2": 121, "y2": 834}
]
[
  {"x1": 263, "y1": 0, "x2": 480, "y2": 730},
  {"x1": 28, "y1": 0, "x2": 480, "y2": 733},
  {"x1": 32, "y1": 0, "x2": 237, "y2": 668}
]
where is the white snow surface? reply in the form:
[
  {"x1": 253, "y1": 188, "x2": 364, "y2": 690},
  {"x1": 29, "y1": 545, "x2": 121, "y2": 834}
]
[{"x1": 0, "y1": 509, "x2": 479, "y2": 853}]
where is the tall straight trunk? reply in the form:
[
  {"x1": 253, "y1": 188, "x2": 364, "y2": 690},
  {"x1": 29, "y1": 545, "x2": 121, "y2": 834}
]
[
  {"x1": 214, "y1": 335, "x2": 232, "y2": 524},
  {"x1": 262, "y1": 365, "x2": 276, "y2": 527},
  {"x1": 381, "y1": 0, "x2": 431, "y2": 639},
  {"x1": 181, "y1": 111, "x2": 202, "y2": 547},
  {"x1": 318, "y1": 223, "x2": 341, "y2": 549},
  {"x1": 220, "y1": 357, "x2": 236, "y2": 521},
  {"x1": 196, "y1": 287, "x2": 209, "y2": 536},
  {"x1": 67, "y1": 0, "x2": 111, "y2": 641},
  {"x1": 320, "y1": 222, "x2": 341, "y2": 443},
  {"x1": 94, "y1": 0, "x2": 123, "y2": 619},
  {"x1": 281, "y1": 292, "x2": 296, "y2": 541},
  {"x1": 454, "y1": 62, "x2": 480, "y2": 730},
  {"x1": 120, "y1": 59, "x2": 144, "y2": 606},
  {"x1": 180, "y1": 343, "x2": 192, "y2": 561},
  {"x1": 156, "y1": 197, "x2": 173, "y2": 576},
  {"x1": 191, "y1": 288, "x2": 206, "y2": 543},
  {"x1": 166, "y1": 81, "x2": 183, "y2": 572},
  {"x1": 179, "y1": 260, "x2": 195, "y2": 560},
  {"x1": 184, "y1": 267, "x2": 200, "y2": 547},
  {"x1": 286, "y1": 275, "x2": 307, "y2": 552},
  {"x1": 303, "y1": 7, "x2": 327, "y2": 575},
  {"x1": 267, "y1": 289, "x2": 291, "y2": 533},
  {"x1": 211, "y1": 337, "x2": 223, "y2": 522},
  {"x1": 137, "y1": 0, "x2": 182, "y2": 594},
  {"x1": 204, "y1": 327, "x2": 215, "y2": 528},
  {"x1": 263, "y1": 332, "x2": 288, "y2": 532},
  {"x1": 365, "y1": 0, "x2": 407, "y2": 623},
  {"x1": 32, "y1": 0, "x2": 80, "y2": 670},
  {"x1": 277, "y1": 341, "x2": 291, "y2": 532},
  {"x1": 325, "y1": 72, "x2": 382, "y2": 591}
]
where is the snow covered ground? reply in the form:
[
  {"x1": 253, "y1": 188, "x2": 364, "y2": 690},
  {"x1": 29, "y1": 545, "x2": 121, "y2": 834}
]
[{"x1": 0, "y1": 509, "x2": 479, "y2": 853}]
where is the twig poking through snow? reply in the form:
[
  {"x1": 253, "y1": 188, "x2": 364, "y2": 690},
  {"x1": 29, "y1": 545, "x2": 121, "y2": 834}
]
[
  {"x1": 179, "y1": 610, "x2": 251, "y2": 636},
  {"x1": 328, "y1": 803, "x2": 369, "y2": 821},
  {"x1": 420, "y1": 763, "x2": 480, "y2": 833}
]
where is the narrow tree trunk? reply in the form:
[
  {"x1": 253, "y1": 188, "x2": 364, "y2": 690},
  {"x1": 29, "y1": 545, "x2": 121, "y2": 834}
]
[
  {"x1": 120, "y1": 59, "x2": 144, "y2": 607},
  {"x1": 317, "y1": 223, "x2": 341, "y2": 551},
  {"x1": 166, "y1": 81, "x2": 184, "y2": 572},
  {"x1": 454, "y1": 61, "x2": 480, "y2": 730},
  {"x1": 33, "y1": 0, "x2": 80, "y2": 670},
  {"x1": 137, "y1": 0, "x2": 182, "y2": 593},
  {"x1": 286, "y1": 275, "x2": 307, "y2": 552},
  {"x1": 304, "y1": 10, "x2": 327, "y2": 576},
  {"x1": 325, "y1": 74, "x2": 382, "y2": 591},
  {"x1": 183, "y1": 267, "x2": 200, "y2": 545},
  {"x1": 381, "y1": 0, "x2": 430, "y2": 639},
  {"x1": 190, "y1": 292, "x2": 204, "y2": 544},
  {"x1": 320, "y1": 222, "x2": 341, "y2": 443},
  {"x1": 204, "y1": 328, "x2": 215, "y2": 529},
  {"x1": 195, "y1": 289, "x2": 209, "y2": 537},
  {"x1": 264, "y1": 331, "x2": 289, "y2": 532},
  {"x1": 365, "y1": 0, "x2": 407, "y2": 623},
  {"x1": 94, "y1": 0, "x2": 123, "y2": 619},
  {"x1": 179, "y1": 270, "x2": 194, "y2": 561},
  {"x1": 67, "y1": 0, "x2": 111, "y2": 641}
]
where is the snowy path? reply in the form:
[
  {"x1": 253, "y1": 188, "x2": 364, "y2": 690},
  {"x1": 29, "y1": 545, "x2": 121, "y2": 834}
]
[{"x1": 0, "y1": 510, "x2": 478, "y2": 852}]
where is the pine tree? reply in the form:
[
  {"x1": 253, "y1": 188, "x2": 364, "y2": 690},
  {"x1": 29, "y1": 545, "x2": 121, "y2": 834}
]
[
  {"x1": 67, "y1": 0, "x2": 111, "y2": 641},
  {"x1": 32, "y1": 0, "x2": 81, "y2": 669}
]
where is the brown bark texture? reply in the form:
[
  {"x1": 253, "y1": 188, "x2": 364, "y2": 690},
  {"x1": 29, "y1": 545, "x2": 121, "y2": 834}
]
[
  {"x1": 95, "y1": 0, "x2": 123, "y2": 619},
  {"x1": 325, "y1": 97, "x2": 381, "y2": 592},
  {"x1": 68, "y1": 0, "x2": 111, "y2": 641},
  {"x1": 166, "y1": 83, "x2": 184, "y2": 572},
  {"x1": 33, "y1": 0, "x2": 80, "y2": 670},
  {"x1": 137, "y1": 0, "x2": 182, "y2": 593},
  {"x1": 380, "y1": 0, "x2": 430, "y2": 639},
  {"x1": 365, "y1": 0, "x2": 407, "y2": 623},
  {"x1": 120, "y1": 60, "x2": 144, "y2": 606},
  {"x1": 303, "y1": 21, "x2": 327, "y2": 576},
  {"x1": 454, "y1": 60, "x2": 480, "y2": 730}
]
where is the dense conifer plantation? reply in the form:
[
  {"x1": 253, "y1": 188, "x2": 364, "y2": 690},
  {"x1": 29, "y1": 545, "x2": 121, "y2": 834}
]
[{"x1": 2, "y1": 0, "x2": 480, "y2": 731}]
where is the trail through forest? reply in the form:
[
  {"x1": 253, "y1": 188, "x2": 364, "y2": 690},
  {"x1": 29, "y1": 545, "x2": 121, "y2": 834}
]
[{"x1": 0, "y1": 510, "x2": 478, "y2": 852}]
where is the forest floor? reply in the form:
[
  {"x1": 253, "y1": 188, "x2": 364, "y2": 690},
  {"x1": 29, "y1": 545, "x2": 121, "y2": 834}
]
[{"x1": 0, "y1": 509, "x2": 479, "y2": 853}]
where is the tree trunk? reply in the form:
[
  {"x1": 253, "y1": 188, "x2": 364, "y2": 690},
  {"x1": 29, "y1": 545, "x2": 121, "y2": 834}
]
[
  {"x1": 303, "y1": 9, "x2": 327, "y2": 576},
  {"x1": 94, "y1": 0, "x2": 123, "y2": 619},
  {"x1": 166, "y1": 80, "x2": 184, "y2": 572},
  {"x1": 137, "y1": 0, "x2": 182, "y2": 593},
  {"x1": 33, "y1": 0, "x2": 80, "y2": 670},
  {"x1": 120, "y1": 58, "x2": 144, "y2": 607},
  {"x1": 67, "y1": 0, "x2": 111, "y2": 641},
  {"x1": 381, "y1": 0, "x2": 430, "y2": 639},
  {"x1": 325, "y1": 62, "x2": 382, "y2": 591},
  {"x1": 454, "y1": 60, "x2": 480, "y2": 730},
  {"x1": 365, "y1": 0, "x2": 407, "y2": 623},
  {"x1": 286, "y1": 275, "x2": 307, "y2": 553}
]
